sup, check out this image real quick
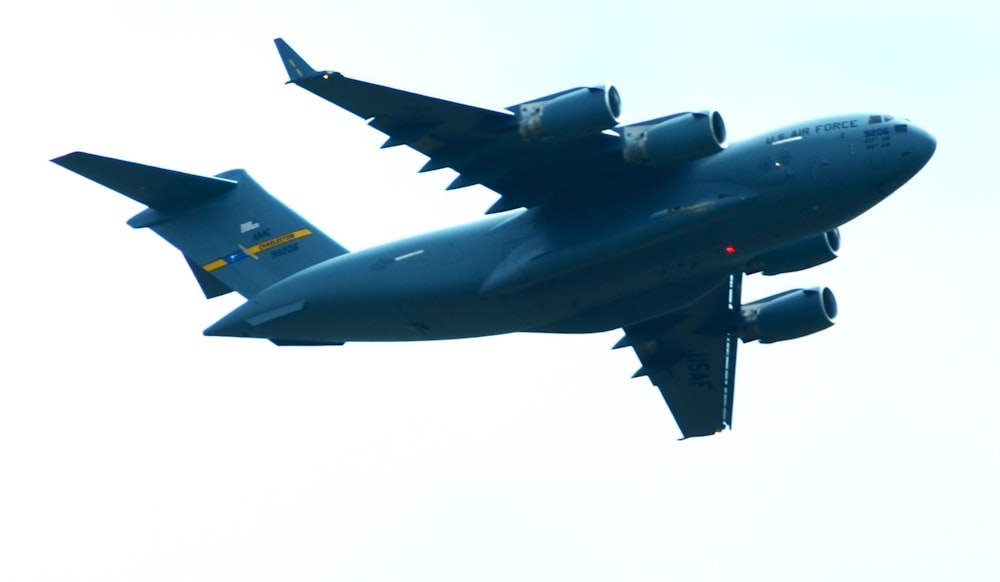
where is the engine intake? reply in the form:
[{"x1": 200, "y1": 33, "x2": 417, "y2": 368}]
[
  {"x1": 516, "y1": 85, "x2": 621, "y2": 139},
  {"x1": 746, "y1": 229, "x2": 841, "y2": 275},
  {"x1": 740, "y1": 287, "x2": 837, "y2": 344},
  {"x1": 621, "y1": 111, "x2": 727, "y2": 164}
]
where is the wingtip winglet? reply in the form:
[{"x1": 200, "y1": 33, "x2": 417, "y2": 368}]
[{"x1": 274, "y1": 38, "x2": 318, "y2": 82}]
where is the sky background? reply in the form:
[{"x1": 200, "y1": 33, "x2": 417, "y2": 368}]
[{"x1": 2, "y1": 1, "x2": 998, "y2": 580}]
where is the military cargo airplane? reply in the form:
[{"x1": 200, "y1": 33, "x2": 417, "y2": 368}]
[{"x1": 52, "y1": 39, "x2": 935, "y2": 438}]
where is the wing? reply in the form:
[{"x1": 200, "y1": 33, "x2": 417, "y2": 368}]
[
  {"x1": 275, "y1": 39, "x2": 628, "y2": 214},
  {"x1": 617, "y1": 274, "x2": 743, "y2": 439}
]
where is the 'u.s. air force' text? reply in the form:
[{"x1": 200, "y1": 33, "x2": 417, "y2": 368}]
[{"x1": 766, "y1": 119, "x2": 859, "y2": 144}]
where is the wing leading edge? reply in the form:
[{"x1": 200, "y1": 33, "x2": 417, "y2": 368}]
[
  {"x1": 274, "y1": 38, "x2": 628, "y2": 214},
  {"x1": 619, "y1": 275, "x2": 742, "y2": 438}
]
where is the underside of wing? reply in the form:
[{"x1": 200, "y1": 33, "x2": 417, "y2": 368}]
[{"x1": 619, "y1": 274, "x2": 743, "y2": 438}]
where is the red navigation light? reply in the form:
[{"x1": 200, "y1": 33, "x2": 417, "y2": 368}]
[{"x1": 725, "y1": 245, "x2": 737, "y2": 255}]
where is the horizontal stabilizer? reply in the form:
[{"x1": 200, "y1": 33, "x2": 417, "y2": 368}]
[
  {"x1": 52, "y1": 152, "x2": 236, "y2": 210},
  {"x1": 53, "y1": 152, "x2": 350, "y2": 300}
]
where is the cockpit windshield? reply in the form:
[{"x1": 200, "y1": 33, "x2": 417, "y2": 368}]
[{"x1": 868, "y1": 114, "x2": 895, "y2": 124}]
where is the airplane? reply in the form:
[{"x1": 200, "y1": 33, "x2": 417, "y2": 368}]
[{"x1": 52, "y1": 38, "x2": 936, "y2": 438}]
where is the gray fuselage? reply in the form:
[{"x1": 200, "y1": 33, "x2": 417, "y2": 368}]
[{"x1": 205, "y1": 113, "x2": 935, "y2": 342}]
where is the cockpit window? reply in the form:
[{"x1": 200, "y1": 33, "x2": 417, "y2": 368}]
[{"x1": 868, "y1": 114, "x2": 896, "y2": 124}]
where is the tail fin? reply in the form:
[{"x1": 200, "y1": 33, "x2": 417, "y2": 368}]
[{"x1": 52, "y1": 152, "x2": 349, "y2": 299}]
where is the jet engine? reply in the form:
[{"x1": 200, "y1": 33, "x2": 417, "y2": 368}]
[
  {"x1": 740, "y1": 287, "x2": 837, "y2": 344},
  {"x1": 515, "y1": 85, "x2": 622, "y2": 139},
  {"x1": 746, "y1": 229, "x2": 841, "y2": 275},
  {"x1": 621, "y1": 111, "x2": 727, "y2": 164}
]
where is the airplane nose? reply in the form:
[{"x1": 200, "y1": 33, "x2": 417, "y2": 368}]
[{"x1": 905, "y1": 123, "x2": 936, "y2": 168}]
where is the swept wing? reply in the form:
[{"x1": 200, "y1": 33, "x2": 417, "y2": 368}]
[
  {"x1": 275, "y1": 38, "x2": 631, "y2": 214},
  {"x1": 618, "y1": 275, "x2": 742, "y2": 438}
]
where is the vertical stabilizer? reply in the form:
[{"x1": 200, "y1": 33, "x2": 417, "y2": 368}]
[{"x1": 52, "y1": 152, "x2": 349, "y2": 299}]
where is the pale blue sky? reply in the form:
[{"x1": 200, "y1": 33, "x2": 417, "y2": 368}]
[{"x1": 2, "y1": 1, "x2": 997, "y2": 580}]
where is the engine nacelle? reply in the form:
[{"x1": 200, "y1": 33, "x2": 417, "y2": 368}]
[
  {"x1": 621, "y1": 111, "x2": 727, "y2": 164},
  {"x1": 516, "y1": 85, "x2": 621, "y2": 139},
  {"x1": 740, "y1": 287, "x2": 837, "y2": 344},
  {"x1": 746, "y1": 229, "x2": 841, "y2": 275}
]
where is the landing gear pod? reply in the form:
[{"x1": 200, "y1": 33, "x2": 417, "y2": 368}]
[{"x1": 515, "y1": 85, "x2": 621, "y2": 139}]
